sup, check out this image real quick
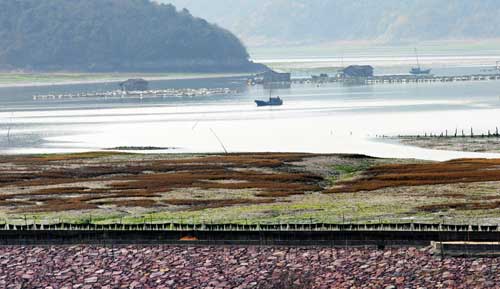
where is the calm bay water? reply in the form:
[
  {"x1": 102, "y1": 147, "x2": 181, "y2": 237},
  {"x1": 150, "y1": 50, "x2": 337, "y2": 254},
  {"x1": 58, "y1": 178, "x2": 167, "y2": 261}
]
[{"x1": 2, "y1": 64, "x2": 500, "y2": 160}]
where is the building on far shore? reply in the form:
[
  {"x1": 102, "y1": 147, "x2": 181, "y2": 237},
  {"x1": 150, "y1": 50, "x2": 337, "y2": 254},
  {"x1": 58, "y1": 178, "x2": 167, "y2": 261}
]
[
  {"x1": 312, "y1": 73, "x2": 329, "y2": 82},
  {"x1": 119, "y1": 78, "x2": 149, "y2": 91},
  {"x1": 262, "y1": 70, "x2": 291, "y2": 83},
  {"x1": 341, "y1": 65, "x2": 374, "y2": 78},
  {"x1": 250, "y1": 70, "x2": 291, "y2": 85}
]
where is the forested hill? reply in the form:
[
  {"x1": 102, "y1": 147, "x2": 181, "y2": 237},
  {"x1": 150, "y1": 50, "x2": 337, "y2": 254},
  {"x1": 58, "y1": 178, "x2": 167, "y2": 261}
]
[
  {"x1": 0, "y1": 0, "x2": 264, "y2": 72},
  {"x1": 164, "y1": 0, "x2": 500, "y2": 46}
]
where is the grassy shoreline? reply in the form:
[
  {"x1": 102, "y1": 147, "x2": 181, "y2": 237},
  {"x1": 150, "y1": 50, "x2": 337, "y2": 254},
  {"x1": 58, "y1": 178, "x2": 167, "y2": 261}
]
[{"x1": 0, "y1": 72, "x2": 250, "y2": 88}]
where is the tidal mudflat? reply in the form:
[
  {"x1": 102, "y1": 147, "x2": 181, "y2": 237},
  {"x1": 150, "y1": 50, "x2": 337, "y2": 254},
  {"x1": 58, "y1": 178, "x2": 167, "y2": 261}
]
[
  {"x1": 1, "y1": 152, "x2": 500, "y2": 225},
  {"x1": 396, "y1": 136, "x2": 500, "y2": 153}
]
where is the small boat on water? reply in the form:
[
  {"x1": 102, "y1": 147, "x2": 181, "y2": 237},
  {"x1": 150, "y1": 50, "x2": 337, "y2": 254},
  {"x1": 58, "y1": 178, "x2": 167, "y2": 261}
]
[
  {"x1": 255, "y1": 80, "x2": 283, "y2": 106},
  {"x1": 410, "y1": 67, "x2": 432, "y2": 75},
  {"x1": 409, "y1": 48, "x2": 431, "y2": 75},
  {"x1": 255, "y1": 96, "x2": 283, "y2": 107}
]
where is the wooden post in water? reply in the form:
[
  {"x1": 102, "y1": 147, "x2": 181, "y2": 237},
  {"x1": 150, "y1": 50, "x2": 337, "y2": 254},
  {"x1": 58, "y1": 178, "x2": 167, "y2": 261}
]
[{"x1": 471, "y1": 127, "x2": 474, "y2": 138}]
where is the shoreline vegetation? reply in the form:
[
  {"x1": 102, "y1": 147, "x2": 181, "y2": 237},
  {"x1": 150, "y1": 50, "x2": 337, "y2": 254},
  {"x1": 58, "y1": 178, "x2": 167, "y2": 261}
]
[
  {"x1": 0, "y1": 72, "x2": 251, "y2": 88},
  {"x1": 1, "y1": 152, "x2": 500, "y2": 225},
  {"x1": 105, "y1": 146, "x2": 178, "y2": 151}
]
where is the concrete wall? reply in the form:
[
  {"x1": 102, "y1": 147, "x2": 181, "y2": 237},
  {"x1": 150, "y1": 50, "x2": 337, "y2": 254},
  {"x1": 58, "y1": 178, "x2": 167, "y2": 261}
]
[{"x1": 1, "y1": 230, "x2": 499, "y2": 246}]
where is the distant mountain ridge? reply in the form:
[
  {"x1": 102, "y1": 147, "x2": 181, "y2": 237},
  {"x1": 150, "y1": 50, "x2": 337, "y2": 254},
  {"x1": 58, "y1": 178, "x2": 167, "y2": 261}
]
[
  {"x1": 0, "y1": 0, "x2": 264, "y2": 72},
  {"x1": 163, "y1": 0, "x2": 500, "y2": 46}
]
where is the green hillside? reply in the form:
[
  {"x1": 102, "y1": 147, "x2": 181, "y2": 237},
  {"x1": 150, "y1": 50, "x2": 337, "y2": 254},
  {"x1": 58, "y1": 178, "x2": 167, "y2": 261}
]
[{"x1": 0, "y1": 0, "x2": 264, "y2": 72}]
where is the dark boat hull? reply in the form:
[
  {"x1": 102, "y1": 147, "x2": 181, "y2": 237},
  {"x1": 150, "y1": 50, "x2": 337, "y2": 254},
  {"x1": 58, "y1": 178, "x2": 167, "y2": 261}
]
[
  {"x1": 255, "y1": 100, "x2": 283, "y2": 107},
  {"x1": 410, "y1": 68, "x2": 432, "y2": 75}
]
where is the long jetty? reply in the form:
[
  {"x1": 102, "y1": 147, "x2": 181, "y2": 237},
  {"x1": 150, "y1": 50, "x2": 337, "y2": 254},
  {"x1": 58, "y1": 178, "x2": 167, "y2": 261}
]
[
  {"x1": 1, "y1": 222, "x2": 500, "y2": 246},
  {"x1": 292, "y1": 73, "x2": 500, "y2": 85}
]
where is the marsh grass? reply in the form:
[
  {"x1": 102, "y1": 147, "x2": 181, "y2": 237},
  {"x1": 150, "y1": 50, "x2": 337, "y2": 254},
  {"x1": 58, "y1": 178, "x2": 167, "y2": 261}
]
[
  {"x1": 328, "y1": 158, "x2": 500, "y2": 193},
  {"x1": 162, "y1": 198, "x2": 276, "y2": 210},
  {"x1": 5, "y1": 153, "x2": 500, "y2": 224},
  {"x1": 418, "y1": 201, "x2": 500, "y2": 212},
  {"x1": 0, "y1": 153, "x2": 322, "y2": 213}
]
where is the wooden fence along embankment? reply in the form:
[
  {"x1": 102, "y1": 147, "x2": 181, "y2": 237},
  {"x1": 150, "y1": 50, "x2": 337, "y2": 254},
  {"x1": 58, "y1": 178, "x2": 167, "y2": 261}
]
[
  {"x1": 0, "y1": 222, "x2": 499, "y2": 247},
  {"x1": 0, "y1": 222, "x2": 499, "y2": 232}
]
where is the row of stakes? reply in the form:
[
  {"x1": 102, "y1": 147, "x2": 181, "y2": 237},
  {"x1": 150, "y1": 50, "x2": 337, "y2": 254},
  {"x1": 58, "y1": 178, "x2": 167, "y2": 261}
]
[{"x1": 376, "y1": 127, "x2": 500, "y2": 138}]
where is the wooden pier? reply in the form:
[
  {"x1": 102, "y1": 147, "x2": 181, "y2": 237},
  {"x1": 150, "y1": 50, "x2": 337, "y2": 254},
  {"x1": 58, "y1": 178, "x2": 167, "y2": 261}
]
[{"x1": 292, "y1": 73, "x2": 500, "y2": 85}]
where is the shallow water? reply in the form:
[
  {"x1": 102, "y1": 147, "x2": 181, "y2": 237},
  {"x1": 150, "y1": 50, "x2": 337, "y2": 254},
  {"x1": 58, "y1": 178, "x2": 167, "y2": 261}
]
[{"x1": 2, "y1": 69, "x2": 500, "y2": 160}]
